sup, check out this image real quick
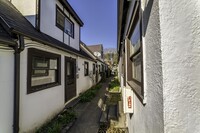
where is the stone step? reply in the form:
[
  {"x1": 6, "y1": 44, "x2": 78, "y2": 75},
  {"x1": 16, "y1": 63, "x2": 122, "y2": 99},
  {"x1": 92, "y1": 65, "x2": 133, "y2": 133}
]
[
  {"x1": 99, "y1": 110, "x2": 108, "y2": 124},
  {"x1": 108, "y1": 104, "x2": 118, "y2": 121}
]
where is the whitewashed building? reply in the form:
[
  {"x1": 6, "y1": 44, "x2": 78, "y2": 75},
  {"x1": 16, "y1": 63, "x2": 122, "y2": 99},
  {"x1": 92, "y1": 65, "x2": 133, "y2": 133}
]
[
  {"x1": 117, "y1": 0, "x2": 200, "y2": 133},
  {"x1": 0, "y1": 0, "x2": 98, "y2": 132}
]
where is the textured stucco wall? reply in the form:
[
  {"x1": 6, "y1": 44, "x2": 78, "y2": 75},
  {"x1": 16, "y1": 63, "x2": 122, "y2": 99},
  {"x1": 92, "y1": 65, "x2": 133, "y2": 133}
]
[
  {"x1": 125, "y1": 0, "x2": 164, "y2": 133},
  {"x1": 0, "y1": 48, "x2": 14, "y2": 133},
  {"x1": 77, "y1": 57, "x2": 95, "y2": 95},
  {"x1": 40, "y1": 0, "x2": 80, "y2": 50},
  {"x1": 19, "y1": 39, "x2": 78, "y2": 132},
  {"x1": 159, "y1": 0, "x2": 200, "y2": 132}
]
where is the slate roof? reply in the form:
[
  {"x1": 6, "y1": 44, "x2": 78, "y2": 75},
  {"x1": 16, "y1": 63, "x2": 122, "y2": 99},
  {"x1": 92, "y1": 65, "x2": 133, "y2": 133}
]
[
  {"x1": 0, "y1": 0, "x2": 92, "y2": 60},
  {"x1": 87, "y1": 44, "x2": 103, "y2": 53},
  {"x1": 0, "y1": 23, "x2": 15, "y2": 45}
]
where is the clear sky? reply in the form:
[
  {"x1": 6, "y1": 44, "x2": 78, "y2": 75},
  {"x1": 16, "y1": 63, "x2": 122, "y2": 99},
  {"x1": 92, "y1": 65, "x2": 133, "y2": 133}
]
[{"x1": 67, "y1": 0, "x2": 117, "y2": 49}]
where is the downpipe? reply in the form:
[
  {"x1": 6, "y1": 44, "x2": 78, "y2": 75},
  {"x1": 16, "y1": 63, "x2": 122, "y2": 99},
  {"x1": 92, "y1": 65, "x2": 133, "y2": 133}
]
[{"x1": 13, "y1": 35, "x2": 24, "y2": 133}]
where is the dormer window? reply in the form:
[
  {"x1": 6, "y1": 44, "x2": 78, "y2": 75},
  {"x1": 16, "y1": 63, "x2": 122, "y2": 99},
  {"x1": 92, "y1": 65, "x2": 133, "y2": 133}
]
[{"x1": 56, "y1": 5, "x2": 74, "y2": 38}]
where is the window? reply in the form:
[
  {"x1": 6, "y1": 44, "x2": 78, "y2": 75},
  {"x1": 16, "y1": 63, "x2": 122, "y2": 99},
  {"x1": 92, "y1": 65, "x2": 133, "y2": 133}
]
[
  {"x1": 99, "y1": 65, "x2": 101, "y2": 73},
  {"x1": 56, "y1": 6, "x2": 74, "y2": 37},
  {"x1": 27, "y1": 48, "x2": 61, "y2": 94},
  {"x1": 56, "y1": 7, "x2": 65, "y2": 30},
  {"x1": 127, "y1": 1, "x2": 143, "y2": 101},
  {"x1": 84, "y1": 62, "x2": 89, "y2": 76},
  {"x1": 101, "y1": 64, "x2": 104, "y2": 72},
  {"x1": 93, "y1": 63, "x2": 95, "y2": 74},
  {"x1": 65, "y1": 18, "x2": 73, "y2": 37}
]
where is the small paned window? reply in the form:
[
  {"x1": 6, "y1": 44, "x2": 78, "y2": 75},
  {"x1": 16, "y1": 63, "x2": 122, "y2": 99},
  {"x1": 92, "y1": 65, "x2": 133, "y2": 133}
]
[
  {"x1": 27, "y1": 48, "x2": 61, "y2": 94},
  {"x1": 93, "y1": 63, "x2": 95, "y2": 74},
  {"x1": 84, "y1": 62, "x2": 89, "y2": 76},
  {"x1": 56, "y1": 6, "x2": 74, "y2": 38},
  {"x1": 99, "y1": 65, "x2": 100, "y2": 73},
  {"x1": 65, "y1": 18, "x2": 74, "y2": 37},
  {"x1": 56, "y1": 8, "x2": 65, "y2": 30}
]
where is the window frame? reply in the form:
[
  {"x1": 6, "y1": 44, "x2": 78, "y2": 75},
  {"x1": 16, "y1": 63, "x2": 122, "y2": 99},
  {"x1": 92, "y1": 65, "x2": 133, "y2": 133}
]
[
  {"x1": 93, "y1": 63, "x2": 95, "y2": 74},
  {"x1": 126, "y1": 0, "x2": 144, "y2": 102},
  {"x1": 27, "y1": 48, "x2": 61, "y2": 94},
  {"x1": 56, "y1": 5, "x2": 74, "y2": 38},
  {"x1": 84, "y1": 61, "x2": 89, "y2": 76}
]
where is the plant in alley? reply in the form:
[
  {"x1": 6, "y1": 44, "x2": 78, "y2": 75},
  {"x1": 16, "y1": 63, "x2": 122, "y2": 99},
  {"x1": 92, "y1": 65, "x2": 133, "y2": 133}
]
[
  {"x1": 108, "y1": 77, "x2": 120, "y2": 93},
  {"x1": 36, "y1": 109, "x2": 76, "y2": 133},
  {"x1": 80, "y1": 83, "x2": 102, "y2": 102}
]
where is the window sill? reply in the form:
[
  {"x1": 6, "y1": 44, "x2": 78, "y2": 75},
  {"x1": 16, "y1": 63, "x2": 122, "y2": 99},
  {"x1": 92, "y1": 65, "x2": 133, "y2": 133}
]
[
  {"x1": 127, "y1": 80, "x2": 144, "y2": 104},
  {"x1": 27, "y1": 82, "x2": 61, "y2": 94}
]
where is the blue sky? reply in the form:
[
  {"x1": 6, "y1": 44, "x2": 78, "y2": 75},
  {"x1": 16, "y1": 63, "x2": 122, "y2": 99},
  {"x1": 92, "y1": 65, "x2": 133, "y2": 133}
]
[{"x1": 68, "y1": 0, "x2": 117, "y2": 49}]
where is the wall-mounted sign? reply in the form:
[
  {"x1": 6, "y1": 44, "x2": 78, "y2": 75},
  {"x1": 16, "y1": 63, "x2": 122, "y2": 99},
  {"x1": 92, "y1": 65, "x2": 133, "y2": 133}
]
[{"x1": 123, "y1": 88, "x2": 134, "y2": 113}]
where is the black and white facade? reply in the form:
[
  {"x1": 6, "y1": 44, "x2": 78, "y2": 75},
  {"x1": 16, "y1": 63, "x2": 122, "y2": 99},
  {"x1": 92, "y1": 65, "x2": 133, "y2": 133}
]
[{"x1": 0, "y1": 0, "x2": 106, "y2": 132}]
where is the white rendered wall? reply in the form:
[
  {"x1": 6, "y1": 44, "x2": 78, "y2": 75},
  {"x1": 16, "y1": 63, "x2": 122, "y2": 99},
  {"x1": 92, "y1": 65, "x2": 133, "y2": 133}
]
[
  {"x1": 125, "y1": 0, "x2": 164, "y2": 133},
  {"x1": 11, "y1": 0, "x2": 36, "y2": 27},
  {"x1": 0, "y1": 48, "x2": 14, "y2": 133},
  {"x1": 19, "y1": 39, "x2": 78, "y2": 132},
  {"x1": 159, "y1": 0, "x2": 200, "y2": 132},
  {"x1": 66, "y1": 16, "x2": 80, "y2": 51},
  {"x1": 40, "y1": 0, "x2": 80, "y2": 50},
  {"x1": 40, "y1": 0, "x2": 63, "y2": 42},
  {"x1": 76, "y1": 57, "x2": 95, "y2": 95}
]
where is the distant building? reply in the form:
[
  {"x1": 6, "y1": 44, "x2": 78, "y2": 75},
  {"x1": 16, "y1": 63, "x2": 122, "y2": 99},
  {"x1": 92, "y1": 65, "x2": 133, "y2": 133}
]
[{"x1": 87, "y1": 44, "x2": 104, "y2": 60}]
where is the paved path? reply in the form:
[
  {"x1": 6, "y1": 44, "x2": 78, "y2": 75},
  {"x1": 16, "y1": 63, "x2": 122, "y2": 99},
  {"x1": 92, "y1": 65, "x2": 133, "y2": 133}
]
[{"x1": 67, "y1": 78, "x2": 111, "y2": 133}]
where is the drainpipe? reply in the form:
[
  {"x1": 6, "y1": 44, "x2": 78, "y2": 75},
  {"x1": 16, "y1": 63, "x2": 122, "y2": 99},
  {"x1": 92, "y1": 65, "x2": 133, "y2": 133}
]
[{"x1": 13, "y1": 35, "x2": 24, "y2": 133}]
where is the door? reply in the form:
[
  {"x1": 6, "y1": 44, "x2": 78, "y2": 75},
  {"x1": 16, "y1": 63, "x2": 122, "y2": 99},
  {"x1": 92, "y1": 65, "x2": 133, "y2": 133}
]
[
  {"x1": 96, "y1": 64, "x2": 98, "y2": 83},
  {"x1": 65, "y1": 57, "x2": 76, "y2": 103}
]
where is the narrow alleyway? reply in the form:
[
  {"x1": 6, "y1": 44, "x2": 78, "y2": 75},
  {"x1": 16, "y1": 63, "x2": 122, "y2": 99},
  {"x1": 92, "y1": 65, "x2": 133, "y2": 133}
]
[{"x1": 67, "y1": 78, "x2": 111, "y2": 133}]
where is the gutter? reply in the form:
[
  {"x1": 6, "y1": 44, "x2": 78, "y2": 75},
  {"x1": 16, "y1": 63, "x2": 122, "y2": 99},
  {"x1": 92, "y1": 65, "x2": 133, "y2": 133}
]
[
  {"x1": 11, "y1": 29, "x2": 89, "y2": 61},
  {"x1": 13, "y1": 35, "x2": 24, "y2": 133}
]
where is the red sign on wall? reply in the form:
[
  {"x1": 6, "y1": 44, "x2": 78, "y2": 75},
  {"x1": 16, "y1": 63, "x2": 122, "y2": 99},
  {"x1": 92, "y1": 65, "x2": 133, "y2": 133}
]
[
  {"x1": 128, "y1": 96, "x2": 132, "y2": 108},
  {"x1": 123, "y1": 88, "x2": 133, "y2": 113}
]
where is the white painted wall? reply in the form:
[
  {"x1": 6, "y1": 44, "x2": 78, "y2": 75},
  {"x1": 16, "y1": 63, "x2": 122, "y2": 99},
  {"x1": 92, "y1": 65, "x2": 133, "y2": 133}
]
[
  {"x1": 40, "y1": 0, "x2": 63, "y2": 42},
  {"x1": 76, "y1": 57, "x2": 95, "y2": 95},
  {"x1": 40, "y1": 0, "x2": 80, "y2": 50},
  {"x1": 0, "y1": 48, "x2": 14, "y2": 133},
  {"x1": 159, "y1": 0, "x2": 200, "y2": 132},
  {"x1": 123, "y1": 0, "x2": 164, "y2": 133},
  {"x1": 19, "y1": 39, "x2": 78, "y2": 132},
  {"x1": 120, "y1": 0, "x2": 200, "y2": 133},
  {"x1": 67, "y1": 16, "x2": 80, "y2": 51},
  {"x1": 11, "y1": 0, "x2": 36, "y2": 27}
]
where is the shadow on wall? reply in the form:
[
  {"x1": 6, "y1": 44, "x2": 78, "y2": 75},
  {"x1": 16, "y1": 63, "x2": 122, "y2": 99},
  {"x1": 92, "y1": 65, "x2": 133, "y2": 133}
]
[{"x1": 143, "y1": 0, "x2": 154, "y2": 36}]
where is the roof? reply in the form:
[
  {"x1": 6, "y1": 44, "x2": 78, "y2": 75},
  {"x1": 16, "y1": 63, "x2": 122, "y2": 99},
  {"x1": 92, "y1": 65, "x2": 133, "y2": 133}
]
[
  {"x1": 87, "y1": 44, "x2": 103, "y2": 53},
  {"x1": 0, "y1": 0, "x2": 90, "y2": 59},
  {"x1": 80, "y1": 42, "x2": 107, "y2": 65},
  {"x1": 79, "y1": 46, "x2": 95, "y2": 61},
  {"x1": 58, "y1": 0, "x2": 83, "y2": 26},
  {"x1": 0, "y1": 23, "x2": 15, "y2": 45},
  {"x1": 117, "y1": 0, "x2": 129, "y2": 60},
  {"x1": 80, "y1": 41, "x2": 97, "y2": 59}
]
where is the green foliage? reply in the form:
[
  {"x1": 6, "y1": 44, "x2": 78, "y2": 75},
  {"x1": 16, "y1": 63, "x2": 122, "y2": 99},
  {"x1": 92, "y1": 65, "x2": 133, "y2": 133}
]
[
  {"x1": 80, "y1": 84, "x2": 102, "y2": 102},
  {"x1": 36, "y1": 109, "x2": 76, "y2": 133},
  {"x1": 108, "y1": 78, "x2": 120, "y2": 92}
]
